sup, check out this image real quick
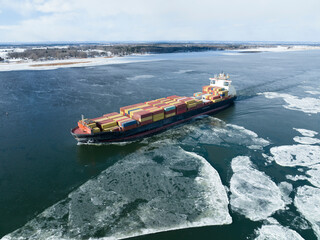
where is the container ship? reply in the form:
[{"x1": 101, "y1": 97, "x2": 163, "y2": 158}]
[{"x1": 71, "y1": 73, "x2": 237, "y2": 143}]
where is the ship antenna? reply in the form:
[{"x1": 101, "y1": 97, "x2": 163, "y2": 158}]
[{"x1": 81, "y1": 114, "x2": 84, "y2": 121}]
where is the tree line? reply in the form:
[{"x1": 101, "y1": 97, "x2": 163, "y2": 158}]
[{"x1": 6, "y1": 43, "x2": 254, "y2": 61}]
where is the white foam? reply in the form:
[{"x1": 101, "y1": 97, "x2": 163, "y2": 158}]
[
  {"x1": 255, "y1": 224, "x2": 304, "y2": 240},
  {"x1": 261, "y1": 92, "x2": 320, "y2": 114},
  {"x1": 295, "y1": 185, "x2": 320, "y2": 238},
  {"x1": 126, "y1": 75, "x2": 154, "y2": 80},
  {"x1": 230, "y1": 156, "x2": 288, "y2": 221},
  {"x1": 174, "y1": 69, "x2": 194, "y2": 74},
  {"x1": 293, "y1": 128, "x2": 318, "y2": 137},
  {"x1": 270, "y1": 144, "x2": 320, "y2": 167},
  {"x1": 2, "y1": 144, "x2": 231, "y2": 239},
  {"x1": 305, "y1": 90, "x2": 320, "y2": 95},
  {"x1": 179, "y1": 118, "x2": 270, "y2": 150},
  {"x1": 293, "y1": 136, "x2": 320, "y2": 145}
]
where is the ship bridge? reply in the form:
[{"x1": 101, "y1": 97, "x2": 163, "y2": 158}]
[{"x1": 209, "y1": 73, "x2": 237, "y2": 96}]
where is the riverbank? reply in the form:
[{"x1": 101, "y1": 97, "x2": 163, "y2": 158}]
[{"x1": 1, "y1": 45, "x2": 319, "y2": 72}]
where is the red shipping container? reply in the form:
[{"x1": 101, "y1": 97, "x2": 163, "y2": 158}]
[
  {"x1": 121, "y1": 124, "x2": 138, "y2": 131},
  {"x1": 114, "y1": 117, "x2": 130, "y2": 123},
  {"x1": 103, "y1": 112, "x2": 119, "y2": 117},
  {"x1": 196, "y1": 102, "x2": 204, "y2": 108},
  {"x1": 164, "y1": 109, "x2": 175, "y2": 114},
  {"x1": 167, "y1": 95, "x2": 180, "y2": 100},
  {"x1": 96, "y1": 118, "x2": 115, "y2": 124},
  {"x1": 176, "y1": 108, "x2": 187, "y2": 114},
  {"x1": 132, "y1": 110, "x2": 152, "y2": 118},
  {"x1": 188, "y1": 106, "x2": 197, "y2": 111},
  {"x1": 148, "y1": 108, "x2": 164, "y2": 115},
  {"x1": 91, "y1": 116, "x2": 107, "y2": 121},
  {"x1": 141, "y1": 106, "x2": 154, "y2": 110},
  {"x1": 155, "y1": 103, "x2": 168, "y2": 108}
]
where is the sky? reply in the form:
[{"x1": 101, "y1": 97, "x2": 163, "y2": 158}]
[{"x1": 0, "y1": 0, "x2": 319, "y2": 43}]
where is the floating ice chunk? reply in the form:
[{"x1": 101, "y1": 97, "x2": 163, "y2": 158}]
[
  {"x1": 278, "y1": 182, "x2": 293, "y2": 205},
  {"x1": 254, "y1": 224, "x2": 304, "y2": 240},
  {"x1": 293, "y1": 128, "x2": 318, "y2": 137},
  {"x1": 293, "y1": 136, "x2": 320, "y2": 145},
  {"x1": 270, "y1": 145, "x2": 320, "y2": 167},
  {"x1": 261, "y1": 92, "x2": 320, "y2": 114},
  {"x1": 2, "y1": 145, "x2": 231, "y2": 240},
  {"x1": 286, "y1": 175, "x2": 308, "y2": 182},
  {"x1": 295, "y1": 185, "x2": 320, "y2": 238},
  {"x1": 306, "y1": 164, "x2": 320, "y2": 188},
  {"x1": 265, "y1": 217, "x2": 279, "y2": 225},
  {"x1": 230, "y1": 156, "x2": 287, "y2": 221},
  {"x1": 262, "y1": 153, "x2": 273, "y2": 163}
]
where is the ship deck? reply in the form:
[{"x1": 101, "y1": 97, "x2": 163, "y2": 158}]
[{"x1": 72, "y1": 127, "x2": 90, "y2": 135}]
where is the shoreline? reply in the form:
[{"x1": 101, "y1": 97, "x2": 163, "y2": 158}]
[{"x1": 1, "y1": 46, "x2": 320, "y2": 72}]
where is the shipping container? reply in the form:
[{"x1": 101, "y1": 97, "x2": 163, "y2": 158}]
[
  {"x1": 103, "y1": 126, "x2": 120, "y2": 132},
  {"x1": 121, "y1": 124, "x2": 138, "y2": 131},
  {"x1": 165, "y1": 112, "x2": 176, "y2": 118},
  {"x1": 97, "y1": 119, "x2": 117, "y2": 129},
  {"x1": 103, "y1": 112, "x2": 119, "y2": 118},
  {"x1": 107, "y1": 114, "x2": 123, "y2": 119},
  {"x1": 92, "y1": 127, "x2": 100, "y2": 133},
  {"x1": 152, "y1": 113, "x2": 164, "y2": 121}
]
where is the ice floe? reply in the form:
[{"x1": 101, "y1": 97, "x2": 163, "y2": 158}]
[
  {"x1": 270, "y1": 145, "x2": 320, "y2": 167},
  {"x1": 306, "y1": 164, "x2": 320, "y2": 188},
  {"x1": 293, "y1": 128, "x2": 318, "y2": 137},
  {"x1": 229, "y1": 156, "x2": 289, "y2": 221},
  {"x1": 1, "y1": 144, "x2": 231, "y2": 240},
  {"x1": 295, "y1": 185, "x2": 320, "y2": 238},
  {"x1": 293, "y1": 136, "x2": 320, "y2": 145},
  {"x1": 261, "y1": 92, "x2": 320, "y2": 114},
  {"x1": 286, "y1": 174, "x2": 308, "y2": 182},
  {"x1": 254, "y1": 224, "x2": 304, "y2": 240},
  {"x1": 271, "y1": 144, "x2": 320, "y2": 189}
]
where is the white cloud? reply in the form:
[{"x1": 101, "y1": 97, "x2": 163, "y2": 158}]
[{"x1": 0, "y1": 0, "x2": 320, "y2": 42}]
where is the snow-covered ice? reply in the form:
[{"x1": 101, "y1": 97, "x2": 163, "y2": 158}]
[
  {"x1": 270, "y1": 145, "x2": 320, "y2": 167},
  {"x1": 229, "y1": 156, "x2": 289, "y2": 221},
  {"x1": 1, "y1": 144, "x2": 231, "y2": 240},
  {"x1": 295, "y1": 185, "x2": 320, "y2": 238},
  {"x1": 293, "y1": 136, "x2": 320, "y2": 145},
  {"x1": 293, "y1": 128, "x2": 318, "y2": 137},
  {"x1": 254, "y1": 224, "x2": 304, "y2": 240}
]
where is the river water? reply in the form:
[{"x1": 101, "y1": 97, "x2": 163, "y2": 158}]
[{"x1": 0, "y1": 50, "x2": 320, "y2": 239}]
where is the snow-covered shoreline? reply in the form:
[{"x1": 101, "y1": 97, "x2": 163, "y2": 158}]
[
  {"x1": 235, "y1": 45, "x2": 320, "y2": 53},
  {"x1": 1, "y1": 45, "x2": 320, "y2": 72},
  {"x1": 0, "y1": 55, "x2": 151, "y2": 72}
]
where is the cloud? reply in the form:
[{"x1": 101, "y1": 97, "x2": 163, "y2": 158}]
[{"x1": 0, "y1": 0, "x2": 319, "y2": 42}]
